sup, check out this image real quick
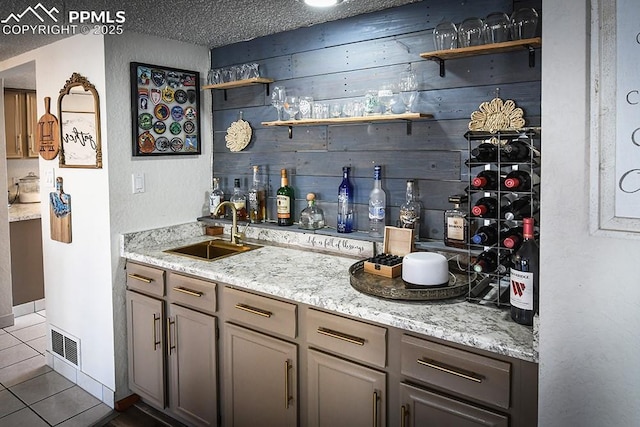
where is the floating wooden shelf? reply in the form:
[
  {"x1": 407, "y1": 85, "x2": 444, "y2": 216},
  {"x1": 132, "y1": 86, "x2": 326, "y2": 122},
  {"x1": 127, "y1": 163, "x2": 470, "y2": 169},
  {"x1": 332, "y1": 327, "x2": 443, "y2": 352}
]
[
  {"x1": 420, "y1": 37, "x2": 542, "y2": 77},
  {"x1": 262, "y1": 113, "x2": 434, "y2": 138},
  {"x1": 203, "y1": 77, "x2": 274, "y2": 90}
]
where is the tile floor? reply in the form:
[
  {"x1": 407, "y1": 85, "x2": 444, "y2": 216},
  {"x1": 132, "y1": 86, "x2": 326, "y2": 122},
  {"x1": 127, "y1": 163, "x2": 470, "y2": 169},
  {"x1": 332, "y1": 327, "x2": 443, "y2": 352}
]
[{"x1": 0, "y1": 311, "x2": 114, "y2": 426}]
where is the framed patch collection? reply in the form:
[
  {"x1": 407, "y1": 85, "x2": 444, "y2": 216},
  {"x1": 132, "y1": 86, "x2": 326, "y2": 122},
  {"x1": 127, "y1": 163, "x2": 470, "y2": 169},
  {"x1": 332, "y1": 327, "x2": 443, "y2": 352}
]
[{"x1": 130, "y1": 62, "x2": 201, "y2": 156}]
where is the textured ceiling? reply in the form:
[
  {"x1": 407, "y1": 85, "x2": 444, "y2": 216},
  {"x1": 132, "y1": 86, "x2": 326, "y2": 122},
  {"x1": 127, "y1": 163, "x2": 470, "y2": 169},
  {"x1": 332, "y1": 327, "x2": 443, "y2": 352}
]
[{"x1": 0, "y1": 0, "x2": 421, "y2": 63}]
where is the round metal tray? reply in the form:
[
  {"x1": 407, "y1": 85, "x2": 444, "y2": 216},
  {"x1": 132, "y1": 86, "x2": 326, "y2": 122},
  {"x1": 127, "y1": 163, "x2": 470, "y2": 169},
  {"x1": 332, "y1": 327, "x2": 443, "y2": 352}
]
[{"x1": 349, "y1": 259, "x2": 472, "y2": 301}]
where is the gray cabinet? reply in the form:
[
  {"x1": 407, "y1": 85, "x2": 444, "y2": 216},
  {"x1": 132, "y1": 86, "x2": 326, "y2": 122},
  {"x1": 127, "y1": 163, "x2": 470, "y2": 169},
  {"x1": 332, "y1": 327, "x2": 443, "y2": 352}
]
[
  {"x1": 399, "y1": 382, "x2": 508, "y2": 427},
  {"x1": 307, "y1": 349, "x2": 385, "y2": 427},
  {"x1": 223, "y1": 322, "x2": 297, "y2": 427}
]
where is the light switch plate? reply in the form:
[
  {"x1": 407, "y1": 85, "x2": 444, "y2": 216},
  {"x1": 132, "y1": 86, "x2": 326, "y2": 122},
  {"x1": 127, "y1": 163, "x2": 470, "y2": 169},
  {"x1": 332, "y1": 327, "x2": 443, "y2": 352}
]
[
  {"x1": 44, "y1": 169, "x2": 55, "y2": 188},
  {"x1": 132, "y1": 172, "x2": 145, "y2": 194}
]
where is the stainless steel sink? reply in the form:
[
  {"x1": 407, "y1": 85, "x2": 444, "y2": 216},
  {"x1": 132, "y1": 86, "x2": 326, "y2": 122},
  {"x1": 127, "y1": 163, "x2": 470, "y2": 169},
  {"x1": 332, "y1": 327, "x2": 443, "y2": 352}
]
[{"x1": 165, "y1": 240, "x2": 261, "y2": 261}]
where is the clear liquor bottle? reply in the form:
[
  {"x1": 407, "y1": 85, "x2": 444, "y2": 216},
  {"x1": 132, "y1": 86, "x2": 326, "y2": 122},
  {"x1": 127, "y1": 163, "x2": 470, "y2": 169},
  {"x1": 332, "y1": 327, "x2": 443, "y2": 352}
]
[
  {"x1": 230, "y1": 178, "x2": 247, "y2": 221},
  {"x1": 209, "y1": 177, "x2": 224, "y2": 218},
  {"x1": 248, "y1": 165, "x2": 266, "y2": 223},
  {"x1": 337, "y1": 166, "x2": 354, "y2": 233},
  {"x1": 299, "y1": 193, "x2": 325, "y2": 230},
  {"x1": 368, "y1": 165, "x2": 386, "y2": 237},
  {"x1": 399, "y1": 179, "x2": 421, "y2": 239}
]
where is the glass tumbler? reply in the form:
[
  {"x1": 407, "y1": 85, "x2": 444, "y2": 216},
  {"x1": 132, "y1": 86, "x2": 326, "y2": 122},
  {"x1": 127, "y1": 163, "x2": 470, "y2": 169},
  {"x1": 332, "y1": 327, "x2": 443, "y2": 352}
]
[
  {"x1": 433, "y1": 21, "x2": 458, "y2": 50},
  {"x1": 458, "y1": 17, "x2": 484, "y2": 47},
  {"x1": 299, "y1": 96, "x2": 314, "y2": 119},
  {"x1": 511, "y1": 8, "x2": 539, "y2": 40},
  {"x1": 483, "y1": 12, "x2": 511, "y2": 43}
]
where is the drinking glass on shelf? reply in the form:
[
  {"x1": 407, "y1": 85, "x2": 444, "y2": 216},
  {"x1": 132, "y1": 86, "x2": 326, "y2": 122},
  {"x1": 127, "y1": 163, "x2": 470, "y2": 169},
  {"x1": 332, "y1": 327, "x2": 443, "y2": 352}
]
[
  {"x1": 511, "y1": 8, "x2": 538, "y2": 40},
  {"x1": 342, "y1": 102, "x2": 355, "y2": 117},
  {"x1": 364, "y1": 90, "x2": 379, "y2": 115},
  {"x1": 284, "y1": 96, "x2": 300, "y2": 120},
  {"x1": 330, "y1": 103, "x2": 342, "y2": 118},
  {"x1": 207, "y1": 69, "x2": 222, "y2": 85},
  {"x1": 271, "y1": 86, "x2": 286, "y2": 121},
  {"x1": 398, "y1": 71, "x2": 418, "y2": 113},
  {"x1": 299, "y1": 96, "x2": 314, "y2": 119},
  {"x1": 377, "y1": 85, "x2": 394, "y2": 114},
  {"x1": 433, "y1": 21, "x2": 458, "y2": 50},
  {"x1": 353, "y1": 101, "x2": 364, "y2": 117},
  {"x1": 458, "y1": 17, "x2": 484, "y2": 47},
  {"x1": 483, "y1": 12, "x2": 511, "y2": 43},
  {"x1": 249, "y1": 63, "x2": 260, "y2": 79}
]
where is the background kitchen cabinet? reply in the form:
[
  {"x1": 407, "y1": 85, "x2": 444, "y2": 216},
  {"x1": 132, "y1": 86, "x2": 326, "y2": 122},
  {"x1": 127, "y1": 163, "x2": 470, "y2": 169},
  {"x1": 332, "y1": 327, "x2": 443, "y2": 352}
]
[
  {"x1": 223, "y1": 323, "x2": 297, "y2": 427},
  {"x1": 4, "y1": 89, "x2": 38, "y2": 159},
  {"x1": 9, "y1": 218, "x2": 44, "y2": 305},
  {"x1": 307, "y1": 349, "x2": 385, "y2": 427}
]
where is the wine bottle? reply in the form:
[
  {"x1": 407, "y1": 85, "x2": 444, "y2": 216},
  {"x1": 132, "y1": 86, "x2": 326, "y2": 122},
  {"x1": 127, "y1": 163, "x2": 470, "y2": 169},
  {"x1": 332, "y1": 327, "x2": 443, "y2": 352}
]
[
  {"x1": 510, "y1": 217, "x2": 539, "y2": 325},
  {"x1": 471, "y1": 170, "x2": 505, "y2": 191},
  {"x1": 209, "y1": 177, "x2": 225, "y2": 218},
  {"x1": 337, "y1": 166, "x2": 354, "y2": 233},
  {"x1": 472, "y1": 249, "x2": 512, "y2": 274},
  {"x1": 471, "y1": 196, "x2": 498, "y2": 218},
  {"x1": 470, "y1": 143, "x2": 498, "y2": 162},
  {"x1": 501, "y1": 226, "x2": 524, "y2": 250},
  {"x1": 470, "y1": 222, "x2": 507, "y2": 246},
  {"x1": 248, "y1": 165, "x2": 266, "y2": 223},
  {"x1": 502, "y1": 140, "x2": 534, "y2": 162},
  {"x1": 368, "y1": 165, "x2": 386, "y2": 237},
  {"x1": 230, "y1": 179, "x2": 248, "y2": 221},
  {"x1": 503, "y1": 169, "x2": 540, "y2": 191},
  {"x1": 503, "y1": 196, "x2": 539, "y2": 220},
  {"x1": 276, "y1": 169, "x2": 294, "y2": 226}
]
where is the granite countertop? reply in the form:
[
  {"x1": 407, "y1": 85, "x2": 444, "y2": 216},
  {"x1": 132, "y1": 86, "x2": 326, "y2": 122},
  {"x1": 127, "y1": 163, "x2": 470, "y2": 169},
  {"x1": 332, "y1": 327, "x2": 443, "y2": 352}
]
[
  {"x1": 8, "y1": 202, "x2": 41, "y2": 222},
  {"x1": 121, "y1": 222, "x2": 537, "y2": 363}
]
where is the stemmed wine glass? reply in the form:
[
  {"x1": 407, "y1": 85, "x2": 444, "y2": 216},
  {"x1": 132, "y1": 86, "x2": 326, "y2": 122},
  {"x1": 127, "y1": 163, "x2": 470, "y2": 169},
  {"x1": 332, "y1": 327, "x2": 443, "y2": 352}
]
[
  {"x1": 398, "y1": 71, "x2": 418, "y2": 113},
  {"x1": 283, "y1": 96, "x2": 300, "y2": 120},
  {"x1": 271, "y1": 86, "x2": 287, "y2": 121}
]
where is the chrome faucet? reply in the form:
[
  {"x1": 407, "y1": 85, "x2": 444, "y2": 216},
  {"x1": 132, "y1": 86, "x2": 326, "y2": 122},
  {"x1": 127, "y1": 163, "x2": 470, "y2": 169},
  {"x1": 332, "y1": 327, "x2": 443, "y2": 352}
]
[{"x1": 215, "y1": 201, "x2": 244, "y2": 245}]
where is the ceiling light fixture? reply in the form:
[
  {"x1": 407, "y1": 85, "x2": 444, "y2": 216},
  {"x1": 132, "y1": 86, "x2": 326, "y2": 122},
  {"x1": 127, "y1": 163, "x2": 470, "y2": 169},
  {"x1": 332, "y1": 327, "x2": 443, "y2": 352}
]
[{"x1": 304, "y1": 0, "x2": 343, "y2": 7}]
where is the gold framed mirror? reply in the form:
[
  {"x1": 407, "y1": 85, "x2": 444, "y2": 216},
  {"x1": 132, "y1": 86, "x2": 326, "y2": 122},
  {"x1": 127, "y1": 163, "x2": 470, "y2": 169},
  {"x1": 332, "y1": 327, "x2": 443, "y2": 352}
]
[{"x1": 58, "y1": 73, "x2": 102, "y2": 168}]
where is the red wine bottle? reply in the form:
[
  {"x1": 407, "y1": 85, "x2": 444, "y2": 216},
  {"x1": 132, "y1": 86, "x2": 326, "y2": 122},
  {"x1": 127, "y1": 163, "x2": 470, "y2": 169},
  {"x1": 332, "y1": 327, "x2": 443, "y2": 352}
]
[
  {"x1": 503, "y1": 170, "x2": 540, "y2": 191},
  {"x1": 501, "y1": 226, "x2": 524, "y2": 250},
  {"x1": 472, "y1": 249, "x2": 512, "y2": 274},
  {"x1": 470, "y1": 222, "x2": 507, "y2": 246},
  {"x1": 510, "y1": 217, "x2": 539, "y2": 325},
  {"x1": 471, "y1": 170, "x2": 505, "y2": 190},
  {"x1": 471, "y1": 197, "x2": 498, "y2": 218}
]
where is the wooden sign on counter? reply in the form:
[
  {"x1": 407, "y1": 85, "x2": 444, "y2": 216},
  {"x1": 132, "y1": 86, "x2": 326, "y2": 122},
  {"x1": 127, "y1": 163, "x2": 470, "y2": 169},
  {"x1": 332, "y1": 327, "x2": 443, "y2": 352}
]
[{"x1": 49, "y1": 177, "x2": 71, "y2": 243}]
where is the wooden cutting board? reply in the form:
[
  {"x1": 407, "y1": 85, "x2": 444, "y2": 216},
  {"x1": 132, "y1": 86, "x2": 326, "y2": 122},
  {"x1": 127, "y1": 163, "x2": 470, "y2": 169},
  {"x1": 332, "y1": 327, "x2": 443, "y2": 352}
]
[
  {"x1": 49, "y1": 177, "x2": 72, "y2": 243},
  {"x1": 35, "y1": 96, "x2": 60, "y2": 160}
]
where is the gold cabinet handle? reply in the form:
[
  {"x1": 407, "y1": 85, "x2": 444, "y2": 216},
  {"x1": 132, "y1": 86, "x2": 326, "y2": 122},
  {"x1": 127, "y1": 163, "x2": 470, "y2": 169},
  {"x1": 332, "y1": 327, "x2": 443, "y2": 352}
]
[
  {"x1": 417, "y1": 358, "x2": 483, "y2": 383},
  {"x1": 284, "y1": 360, "x2": 292, "y2": 409},
  {"x1": 372, "y1": 391, "x2": 379, "y2": 427},
  {"x1": 128, "y1": 273, "x2": 153, "y2": 284},
  {"x1": 16, "y1": 135, "x2": 22, "y2": 154},
  {"x1": 152, "y1": 314, "x2": 160, "y2": 351},
  {"x1": 401, "y1": 404, "x2": 408, "y2": 427},
  {"x1": 167, "y1": 318, "x2": 176, "y2": 354},
  {"x1": 173, "y1": 286, "x2": 203, "y2": 297},
  {"x1": 317, "y1": 327, "x2": 365, "y2": 346},
  {"x1": 235, "y1": 303, "x2": 272, "y2": 318}
]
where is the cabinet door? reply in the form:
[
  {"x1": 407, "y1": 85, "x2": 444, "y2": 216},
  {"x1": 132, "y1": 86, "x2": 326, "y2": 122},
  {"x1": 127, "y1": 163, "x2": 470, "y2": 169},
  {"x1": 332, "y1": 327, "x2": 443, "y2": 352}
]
[
  {"x1": 399, "y1": 382, "x2": 508, "y2": 427},
  {"x1": 25, "y1": 91, "x2": 38, "y2": 158},
  {"x1": 4, "y1": 90, "x2": 24, "y2": 158},
  {"x1": 224, "y1": 323, "x2": 297, "y2": 427},
  {"x1": 126, "y1": 290, "x2": 166, "y2": 409},
  {"x1": 308, "y1": 349, "x2": 386, "y2": 427},
  {"x1": 167, "y1": 304, "x2": 217, "y2": 427}
]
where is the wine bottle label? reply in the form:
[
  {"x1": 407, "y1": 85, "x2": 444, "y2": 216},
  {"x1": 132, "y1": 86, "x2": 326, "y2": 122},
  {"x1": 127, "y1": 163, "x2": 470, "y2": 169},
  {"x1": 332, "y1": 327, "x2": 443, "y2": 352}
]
[
  {"x1": 276, "y1": 195, "x2": 291, "y2": 218},
  {"x1": 446, "y1": 217, "x2": 465, "y2": 240},
  {"x1": 510, "y1": 268, "x2": 534, "y2": 310}
]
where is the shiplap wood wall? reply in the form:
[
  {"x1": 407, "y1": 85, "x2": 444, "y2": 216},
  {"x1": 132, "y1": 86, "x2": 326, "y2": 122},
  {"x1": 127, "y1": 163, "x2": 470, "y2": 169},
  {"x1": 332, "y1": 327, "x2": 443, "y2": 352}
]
[{"x1": 210, "y1": 0, "x2": 541, "y2": 240}]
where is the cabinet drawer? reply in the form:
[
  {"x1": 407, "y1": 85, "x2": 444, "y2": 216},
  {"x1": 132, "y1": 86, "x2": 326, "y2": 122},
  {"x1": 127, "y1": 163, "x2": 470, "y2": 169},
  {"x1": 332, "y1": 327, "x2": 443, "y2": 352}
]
[
  {"x1": 223, "y1": 287, "x2": 297, "y2": 339},
  {"x1": 126, "y1": 262, "x2": 165, "y2": 297},
  {"x1": 167, "y1": 272, "x2": 217, "y2": 314},
  {"x1": 401, "y1": 335, "x2": 511, "y2": 410},
  {"x1": 306, "y1": 309, "x2": 387, "y2": 369}
]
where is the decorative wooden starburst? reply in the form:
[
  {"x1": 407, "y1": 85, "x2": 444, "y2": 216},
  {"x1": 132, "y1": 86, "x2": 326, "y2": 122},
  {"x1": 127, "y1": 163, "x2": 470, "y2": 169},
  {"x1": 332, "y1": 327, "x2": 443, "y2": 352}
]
[{"x1": 468, "y1": 97, "x2": 525, "y2": 133}]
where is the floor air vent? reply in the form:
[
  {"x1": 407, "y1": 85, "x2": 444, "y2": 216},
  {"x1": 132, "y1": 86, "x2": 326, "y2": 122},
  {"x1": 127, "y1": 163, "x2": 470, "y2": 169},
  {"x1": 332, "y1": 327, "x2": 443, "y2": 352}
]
[{"x1": 50, "y1": 327, "x2": 80, "y2": 368}]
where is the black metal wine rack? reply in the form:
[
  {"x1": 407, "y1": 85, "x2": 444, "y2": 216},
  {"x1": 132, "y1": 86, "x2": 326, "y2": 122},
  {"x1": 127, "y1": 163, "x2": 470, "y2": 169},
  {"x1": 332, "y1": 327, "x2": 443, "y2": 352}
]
[{"x1": 464, "y1": 129, "x2": 541, "y2": 307}]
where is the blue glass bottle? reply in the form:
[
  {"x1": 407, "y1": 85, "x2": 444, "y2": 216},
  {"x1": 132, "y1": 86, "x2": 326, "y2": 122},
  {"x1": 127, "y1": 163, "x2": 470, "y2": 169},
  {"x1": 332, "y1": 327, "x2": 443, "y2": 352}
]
[{"x1": 337, "y1": 166, "x2": 354, "y2": 233}]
